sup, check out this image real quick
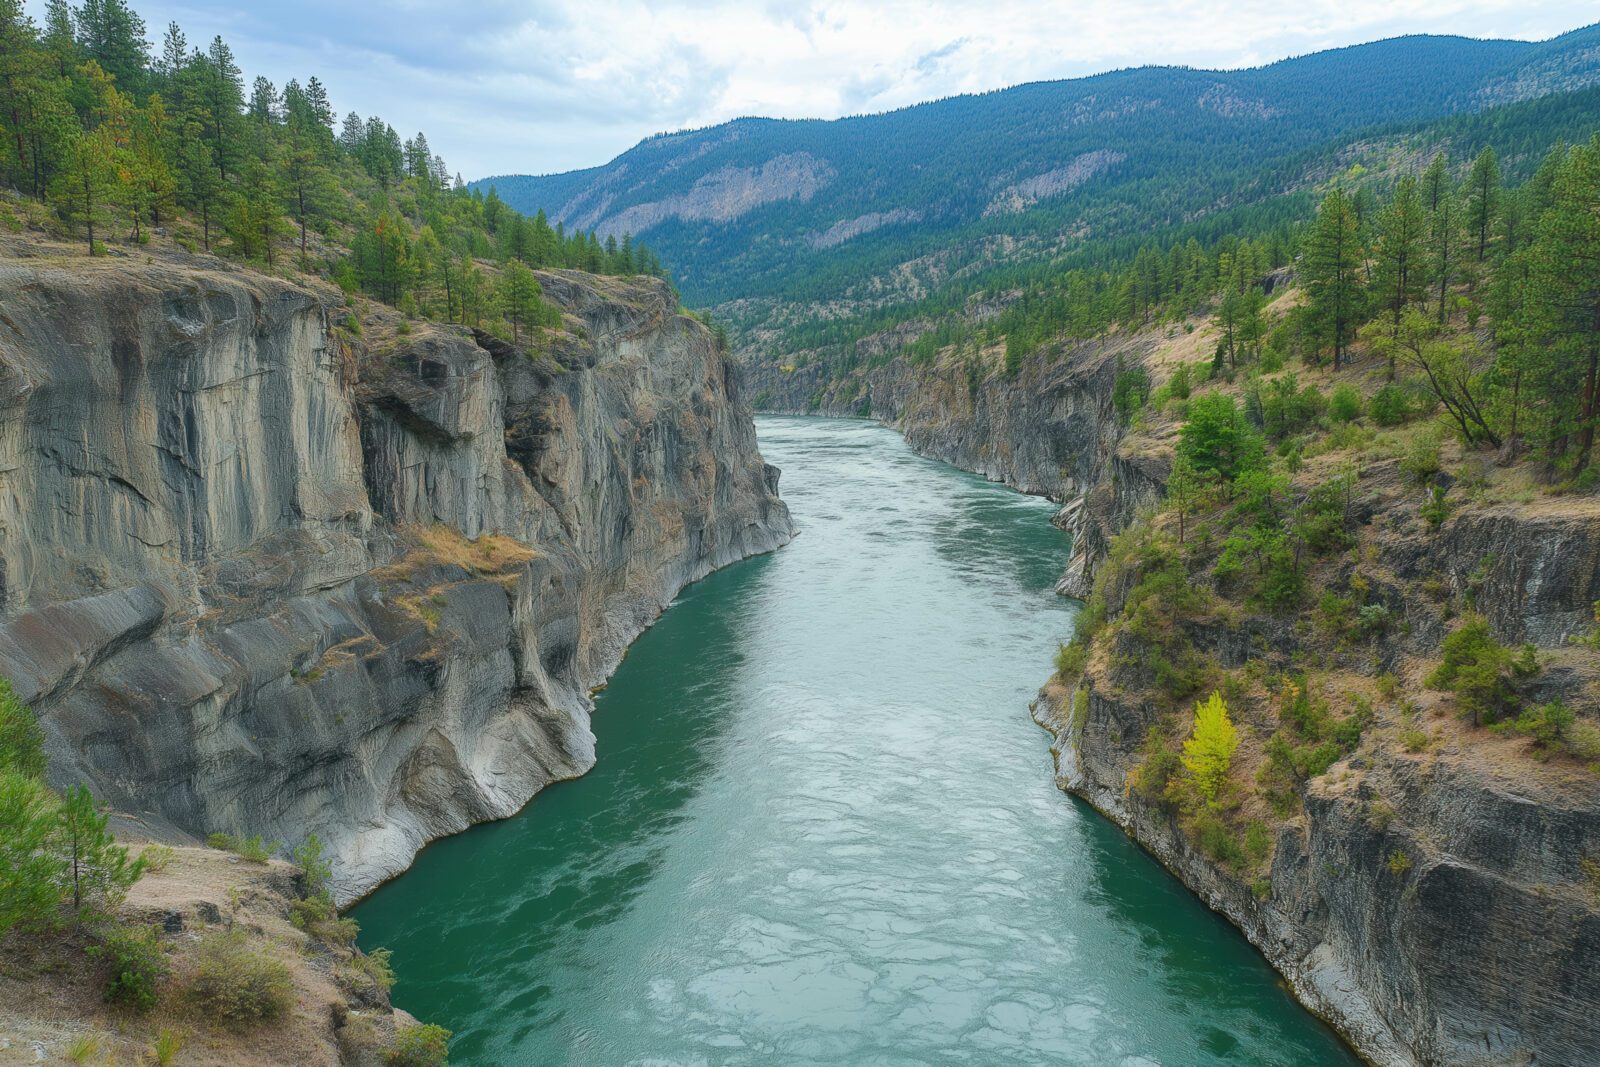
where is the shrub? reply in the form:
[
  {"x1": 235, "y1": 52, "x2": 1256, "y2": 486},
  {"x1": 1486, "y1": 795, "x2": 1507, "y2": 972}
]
[
  {"x1": 153, "y1": 1029, "x2": 183, "y2": 1066},
  {"x1": 387, "y1": 1023, "x2": 451, "y2": 1067},
  {"x1": 1114, "y1": 366, "x2": 1151, "y2": 421},
  {"x1": 1070, "y1": 689, "x2": 1089, "y2": 732},
  {"x1": 292, "y1": 835, "x2": 332, "y2": 899},
  {"x1": 1399, "y1": 427, "x2": 1443, "y2": 485},
  {"x1": 1511, "y1": 701, "x2": 1576, "y2": 748},
  {"x1": 1190, "y1": 807, "x2": 1245, "y2": 867},
  {"x1": 1328, "y1": 383, "x2": 1363, "y2": 423},
  {"x1": 89, "y1": 923, "x2": 169, "y2": 1012},
  {"x1": 1133, "y1": 728, "x2": 1183, "y2": 808},
  {"x1": 1182, "y1": 692, "x2": 1240, "y2": 802},
  {"x1": 1425, "y1": 617, "x2": 1521, "y2": 726},
  {"x1": 139, "y1": 844, "x2": 176, "y2": 874},
  {"x1": 1421, "y1": 485, "x2": 1451, "y2": 530},
  {"x1": 1054, "y1": 640, "x2": 1089, "y2": 679},
  {"x1": 344, "y1": 946, "x2": 397, "y2": 995},
  {"x1": 65, "y1": 1035, "x2": 100, "y2": 1064},
  {"x1": 1244, "y1": 820, "x2": 1272, "y2": 864},
  {"x1": 208, "y1": 833, "x2": 275, "y2": 864},
  {"x1": 190, "y1": 930, "x2": 294, "y2": 1023},
  {"x1": 1369, "y1": 385, "x2": 1411, "y2": 427},
  {"x1": 152, "y1": 1030, "x2": 183, "y2": 1062},
  {"x1": 1386, "y1": 850, "x2": 1412, "y2": 876},
  {"x1": 1166, "y1": 362, "x2": 1192, "y2": 401},
  {"x1": 289, "y1": 894, "x2": 359, "y2": 946},
  {"x1": 0, "y1": 677, "x2": 45, "y2": 779},
  {"x1": 1568, "y1": 720, "x2": 1600, "y2": 764}
]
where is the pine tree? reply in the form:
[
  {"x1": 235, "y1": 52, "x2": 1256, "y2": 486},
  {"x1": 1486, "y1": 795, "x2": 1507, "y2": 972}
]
[
  {"x1": 1303, "y1": 188, "x2": 1364, "y2": 370},
  {"x1": 1424, "y1": 153, "x2": 1458, "y2": 324},
  {"x1": 1465, "y1": 147, "x2": 1500, "y2": 263},
  {"x1": 499, "y1": 259, "x2": 544, "y2": 343},
  {"x1": 199, "y1": 35, "x2": 243, "y2": 179},
  {"x1": 73, "y1": 0, "x2": 147, "y2": 95},
  {"x1": 1517, "y1": 137, "x2": 1600, "y2": 464},
  {"x1": 175, "y1": 112, "x2": 222, "y2": 249},
  {"x1": 53, "y1": 784, "x2": 143, "y2": 917},
  {"x1": 0, "y1": 771, "x2": 59, "y2": 936},
  {"x1": 1370, "y1": 174, "x2": 1426, "y2": 377},
  {"x1": 52, "y1": 62, "x2": 123, "y2": 252}
]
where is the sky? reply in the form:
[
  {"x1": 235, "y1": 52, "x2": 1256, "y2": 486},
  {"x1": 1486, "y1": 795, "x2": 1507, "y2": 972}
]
[{"x1": 23, "y1": 0, "x2": 1599, "y2": 179}]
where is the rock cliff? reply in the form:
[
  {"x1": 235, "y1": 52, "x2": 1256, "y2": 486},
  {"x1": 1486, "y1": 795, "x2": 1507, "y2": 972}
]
[
  {"x1": 742, "y1": 330, "x2": 1169, "y2": 597},
  {"x1": 0, "y1": 249, "x2": 791, "y2": 902},
  {"x1": 746, "y1": 321, "x2": 1600, "y2": 1067}
]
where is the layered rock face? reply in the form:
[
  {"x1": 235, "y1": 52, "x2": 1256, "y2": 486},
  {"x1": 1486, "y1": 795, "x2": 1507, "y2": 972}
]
[
  {"x1": 742, "y1": 335, "x2": 1166, "y2": 596},
  {"x1": 748, "y1": 332, "x2": 1600, "y2": 1067},
  {"x1": 0, "y1": 254, "x2": 791, "y2": 901}
]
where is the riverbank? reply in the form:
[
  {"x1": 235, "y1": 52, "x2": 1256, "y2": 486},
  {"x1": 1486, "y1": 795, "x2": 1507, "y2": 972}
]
[
  {"x1": 354, "y1": 416, "x2": 1361, "y2": 1065},
  {"x1": 746, "y1": 297, "x2": 1600, "y2": 1066}
]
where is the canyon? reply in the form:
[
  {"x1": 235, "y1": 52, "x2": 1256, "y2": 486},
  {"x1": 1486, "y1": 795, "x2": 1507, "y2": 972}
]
[{"x1": 0, "y1": 241, "x2": 791, "y2": 905}]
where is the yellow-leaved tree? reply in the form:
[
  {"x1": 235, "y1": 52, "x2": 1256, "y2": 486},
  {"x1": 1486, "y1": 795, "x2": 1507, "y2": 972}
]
[{"x1": 1182, "y1": 691, "x2": 1239, "y2": 802}]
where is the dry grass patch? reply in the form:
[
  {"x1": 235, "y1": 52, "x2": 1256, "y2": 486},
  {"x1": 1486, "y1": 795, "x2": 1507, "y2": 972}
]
[{"x1": 377, "y1": 525, "x2": 537, "y2": 582}]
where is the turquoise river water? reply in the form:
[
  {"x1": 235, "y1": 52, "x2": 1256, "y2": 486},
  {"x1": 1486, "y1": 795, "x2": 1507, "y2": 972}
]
[{"x1": 353, "y1": 416, "x2": 1359, "y2": 1066}]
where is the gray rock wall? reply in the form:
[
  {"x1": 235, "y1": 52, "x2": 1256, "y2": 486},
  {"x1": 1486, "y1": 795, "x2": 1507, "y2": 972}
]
[
  {"x1": 0, "y1": 258, "x2": 791, "y2": 901},
  {"x1": 746, "y1": 332, "x2": 1600, "y2": 1067}
]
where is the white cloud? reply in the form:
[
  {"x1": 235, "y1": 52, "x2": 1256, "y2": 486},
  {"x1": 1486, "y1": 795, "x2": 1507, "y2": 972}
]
[{"x1": 22, "y1": 0, "x2": 1598, "y2": 176}]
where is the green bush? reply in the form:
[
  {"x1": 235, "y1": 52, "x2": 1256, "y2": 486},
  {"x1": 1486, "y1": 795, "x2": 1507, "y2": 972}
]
[
  {"x1": 1244, "y1": 820, "x2": 1273, "y2": 864},
  {"x1": 289, "y1": 894, "x2": 359, "y2": 946},
  {"x1": 189, "y1": 930, "x2": 294, "y2": 1023},
  {"x1": 1134, "y1": 728, "x2": 1183, "y2": 808},
  {"x1": 0, "y1": 677, "x2": 45, "y2": 779},
  {"x1": 89, "y1": 923, "x2": 169, "y2": 1012},
  {"x1": 1166, "y1": 362, "x2": 1192, "y2": 401},
  {"x1": 1328, "y1": 383, "x2": 1363, "y2": 423},
  {"x1": 1399, "y1": 427, "x2": 1443, "y2": 485},
  {"x1": 292, "y1": 835, "x2": 332, "y2": 899},
  {"x1": 1368, "y1": 385, "x2": 1411, "y2": 427},
  {"x1": 344, "y1": 946, "x2": 396, "y2": 995},
  {"x1": 207, "y1": 833, "x2": 275, "y2": 864},
  {"x1": 1114, "y1": 366, "x2": 1151, "y2": 421},
  {"x1": 1054, "y1": 639, "x2": 1089, "y2": 679},
  {"x1": 1426, "y1": 616, "x2": 1523, "y2": 726},
  {"x1": 1190, "y1": 807, "x2": 1246, "y2": 868},
  {"x1": 387, "y1": 1023, "x2": 451, "y2": 1067},
  {"x1": 1421, "y1": 485, "x2": 1451, "y2": 530},
  {"x1": 1511, "y1": 701, "x2": 1576, "y2": 749}
]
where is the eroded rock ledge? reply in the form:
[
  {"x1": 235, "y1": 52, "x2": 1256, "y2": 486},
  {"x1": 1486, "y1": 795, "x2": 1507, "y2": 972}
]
[
  {"x1": 744, "y1": 326, "x2": 1600, "y2": 1067},
  {"x1": 0, "y1": 253, "x2": 791, "y2": 902}
]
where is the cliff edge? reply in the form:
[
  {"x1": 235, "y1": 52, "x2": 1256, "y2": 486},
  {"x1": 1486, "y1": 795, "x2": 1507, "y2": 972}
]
[{"x1": 0, "y1": 241, "x2": 792, "y2": 902}]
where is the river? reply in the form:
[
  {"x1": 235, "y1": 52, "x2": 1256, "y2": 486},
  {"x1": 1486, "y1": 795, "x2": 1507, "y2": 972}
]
[{"x1": 352, "y1": 416, "x2": 1358, "y2": 1066}]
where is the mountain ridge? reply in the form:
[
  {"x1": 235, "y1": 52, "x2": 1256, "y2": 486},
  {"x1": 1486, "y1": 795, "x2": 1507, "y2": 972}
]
[{"x1": 475, "y1": 25, "x2": 1600, "y2": 307}]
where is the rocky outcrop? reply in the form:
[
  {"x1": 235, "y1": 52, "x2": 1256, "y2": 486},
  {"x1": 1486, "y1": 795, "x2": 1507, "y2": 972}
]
[
  {"x1": 1041, "y1": 648, "x2": 1600, "y2": 1067},
  {"x1": 747, "y1": 324, "x2": 1600, "y2": 1066},
  {"x1": 743, "y1": 332, "x2": 1166, "y2": 596},
  {"x1": 0, "y1": 254, "x2": 791, "y2": 902}
]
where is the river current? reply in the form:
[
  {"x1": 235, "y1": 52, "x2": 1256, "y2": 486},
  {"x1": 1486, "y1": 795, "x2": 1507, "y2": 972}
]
[{"x1": 353, "y1": 416, "x2": 1357, "y2": 1066}]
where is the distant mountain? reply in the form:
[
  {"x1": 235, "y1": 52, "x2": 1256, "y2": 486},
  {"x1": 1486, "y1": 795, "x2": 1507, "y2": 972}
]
[{"x1": 476, "y1": 25, "x2": 1600, "y2": 309}]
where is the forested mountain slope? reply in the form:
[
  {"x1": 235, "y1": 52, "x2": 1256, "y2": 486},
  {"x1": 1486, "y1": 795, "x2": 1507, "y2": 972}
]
[{"x1": 480, "y1": 25, "x2": 1600, "y2": 309}]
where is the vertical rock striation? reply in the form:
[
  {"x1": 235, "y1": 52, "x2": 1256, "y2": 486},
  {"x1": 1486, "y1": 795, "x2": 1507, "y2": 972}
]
[{"x1": 0, "y1": 255, "x2": 791, "y2": 901}]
